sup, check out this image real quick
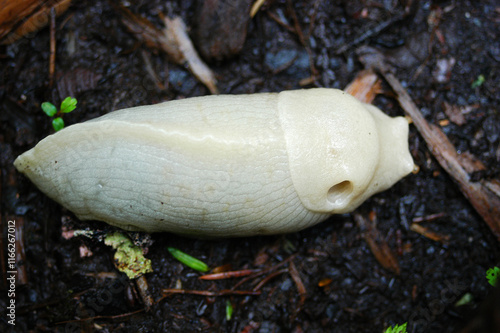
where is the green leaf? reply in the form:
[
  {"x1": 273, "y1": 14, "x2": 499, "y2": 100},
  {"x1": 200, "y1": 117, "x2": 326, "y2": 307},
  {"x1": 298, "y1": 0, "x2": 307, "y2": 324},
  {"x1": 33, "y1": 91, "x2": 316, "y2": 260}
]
[
  {"x1": 42, "y1": 102, "x2": 58, "y2": 117},
  {"x1": 60, "y1": 96, "x2": 77, "y2": 113},
  {"x1": 385, "y1": 322, "x2": 407, "y2": 333},
  {"x1": 167, "y1": 247, "x2": 209, "y2": 272},
  {"x1": 486, "y1": 266, "x2": 500, "y2": 287},
  {"x1": 225, "y1": 300, "x2": 233, "y2": 321},
  {"x1": 52, "y1": 117, "x2": 65, "y2": 131}
]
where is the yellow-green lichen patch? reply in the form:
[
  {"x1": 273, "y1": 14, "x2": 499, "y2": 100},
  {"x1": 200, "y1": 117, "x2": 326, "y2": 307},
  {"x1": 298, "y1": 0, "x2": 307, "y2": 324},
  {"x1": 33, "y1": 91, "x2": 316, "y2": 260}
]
[{"x1": 104, "y1": 232, "x2": 153, "y2": 279}]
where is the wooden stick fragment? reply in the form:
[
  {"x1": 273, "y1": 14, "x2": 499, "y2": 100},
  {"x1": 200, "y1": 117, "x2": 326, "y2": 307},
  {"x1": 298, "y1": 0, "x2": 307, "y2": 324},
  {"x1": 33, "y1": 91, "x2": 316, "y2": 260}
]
[
  {"x1": 49, "y1": 6, "x2": 56, "y2": 88},
  {"x1": 357, "y1": 46, "x2": 500, "y2": 242},
  {"x1": 250, "y1": 0, "x2": 267, "y2": 18},
  {"x1": 410, "y1": 223, "x2": 450, "y2": 243},
  {"x1": 161, "y1": 288, "x2": 261, "y2": 297},
  {"x1": 344, "y1": 69, "x2": 382, "y2": 104},
  {"x1": 199, "y1": 269, "x2": 258, "y2": 280}
]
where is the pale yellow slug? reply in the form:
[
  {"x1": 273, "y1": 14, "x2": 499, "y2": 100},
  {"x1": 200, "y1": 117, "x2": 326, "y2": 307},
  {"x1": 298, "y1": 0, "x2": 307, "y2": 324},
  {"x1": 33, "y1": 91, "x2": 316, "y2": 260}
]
[{"x1": 14, "y1": 88, "x2": 414, "y2": 237}]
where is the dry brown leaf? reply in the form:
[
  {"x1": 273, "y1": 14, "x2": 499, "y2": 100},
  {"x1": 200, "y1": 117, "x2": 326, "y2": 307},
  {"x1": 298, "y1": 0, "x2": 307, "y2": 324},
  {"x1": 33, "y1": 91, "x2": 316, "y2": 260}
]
[{"x1": 0, "y1": 0, "x2": 71, "y2": 44}]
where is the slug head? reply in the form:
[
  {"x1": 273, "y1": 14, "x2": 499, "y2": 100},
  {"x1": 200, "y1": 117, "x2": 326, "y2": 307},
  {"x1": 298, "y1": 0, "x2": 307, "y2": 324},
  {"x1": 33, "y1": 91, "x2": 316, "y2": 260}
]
[{"x1": 278, "y1": 88, "x2": 414, "y2": 214}]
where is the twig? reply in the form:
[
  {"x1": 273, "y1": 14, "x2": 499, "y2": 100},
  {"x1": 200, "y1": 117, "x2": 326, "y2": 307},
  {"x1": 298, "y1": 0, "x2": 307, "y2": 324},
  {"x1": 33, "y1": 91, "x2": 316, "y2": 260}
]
[
  {"x1": 231, "y1": 254, "x2": 296, "y2": 291},
  {"x1": 412, "y1": 212, "x2": 446, "y2": 223},
  {"x1": 335, "y1": 12, "x2": 405, "y2": 55},
  {"x1": 161, "y1": 288, "x2": 261, "y2": 297},
  {"x1": 410, "y1": 223, "x2": 450, "y2": 243},
  {"x1": 56, "y1": 309, "x2": 144, "y2": 325},
  {"x1": 307, "y1": 0, "x2": 321, "y2": 40},
  {"x1": 357, "y1": 46, "x2": 500, "y2": 242},
  {"x1": 266, "y1": 11, "x2": 295, "y2": 34},
  {"x1": 288, "y1": 260, "x2": 307, "y2": 303},
  {"x1": 286, "y1": 0, "x2": 318, "y2": 77},
  {"x1": 252, "y1": 268, "x2": 287, "y2": 291},
  {"x1": 140, "y1": 50, "x2": 165, "y2": 91},
  {"x1": 199, "y1": 269, "x2": 258, "y2": 280},
  {"x1": 49, "y1": 6, "x2": 56, "y2": 88},
  {"x1": 250, "y1": 0, "x2": 267, "y2": 18}
]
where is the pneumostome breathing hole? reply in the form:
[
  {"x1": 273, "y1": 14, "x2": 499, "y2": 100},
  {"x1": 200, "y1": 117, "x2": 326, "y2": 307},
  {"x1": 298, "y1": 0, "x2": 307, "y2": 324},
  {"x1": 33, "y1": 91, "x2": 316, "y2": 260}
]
[{"x1": 327, "y1": 180, "x2": 353, "y2": 207}]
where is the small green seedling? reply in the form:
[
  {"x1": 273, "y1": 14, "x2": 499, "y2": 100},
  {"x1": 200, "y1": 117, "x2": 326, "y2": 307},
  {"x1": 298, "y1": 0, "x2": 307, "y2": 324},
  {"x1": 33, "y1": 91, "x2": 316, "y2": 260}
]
[
  {"x1": 471, "y1": 74, "x2": 485, "y2": 89},
  {"x1": 385, "y1": 322, "x2": 407, "y2": 333},
  {"x1": 486, "y1": 266, "x2": 499, "y2": 287},
  {"x1": 41, "y1": 96, "x2": 77, "y2": 131},
  {"x1": 167, "y1": 247, "x2": 209, "y2": 272}
]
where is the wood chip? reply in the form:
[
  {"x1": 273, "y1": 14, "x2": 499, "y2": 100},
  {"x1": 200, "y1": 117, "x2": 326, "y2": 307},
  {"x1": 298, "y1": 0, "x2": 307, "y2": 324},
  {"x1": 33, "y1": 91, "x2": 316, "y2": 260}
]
[
  {"x1": 318, "y1": 278, "x2": 333, "y2": 287},
  {"x1": 344, "y1": 69, "x2": 382, "y2": 103},
  {"x1": 135, "y1": 275, "x2": 154, "y2": 310}
]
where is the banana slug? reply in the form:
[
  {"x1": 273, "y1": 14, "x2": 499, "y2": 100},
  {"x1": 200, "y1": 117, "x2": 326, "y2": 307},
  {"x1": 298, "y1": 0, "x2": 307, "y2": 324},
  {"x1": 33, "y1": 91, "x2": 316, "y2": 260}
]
[{"x1": 14, "y1": 88, "x2": 414, "y2": 237}]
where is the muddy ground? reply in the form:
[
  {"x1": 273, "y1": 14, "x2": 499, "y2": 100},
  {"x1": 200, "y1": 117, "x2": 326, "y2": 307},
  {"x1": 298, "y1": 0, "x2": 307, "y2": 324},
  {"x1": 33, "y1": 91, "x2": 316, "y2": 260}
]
[{"x1": 1, "y1": 0, "x2": 499, "y2": 332}]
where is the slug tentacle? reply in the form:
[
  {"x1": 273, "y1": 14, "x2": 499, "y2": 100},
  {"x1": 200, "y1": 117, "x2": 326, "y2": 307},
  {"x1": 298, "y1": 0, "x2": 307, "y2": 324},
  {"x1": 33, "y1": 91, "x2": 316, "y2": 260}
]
[{"x1": 14, "y1": 88, "x2": 413, "y2": 237}]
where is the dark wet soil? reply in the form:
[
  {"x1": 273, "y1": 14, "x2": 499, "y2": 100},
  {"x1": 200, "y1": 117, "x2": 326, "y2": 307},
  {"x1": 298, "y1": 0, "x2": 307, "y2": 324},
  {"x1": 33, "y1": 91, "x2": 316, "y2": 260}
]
[{"x1": 1, "y1": 1, "x2": 499, "y2": 332}]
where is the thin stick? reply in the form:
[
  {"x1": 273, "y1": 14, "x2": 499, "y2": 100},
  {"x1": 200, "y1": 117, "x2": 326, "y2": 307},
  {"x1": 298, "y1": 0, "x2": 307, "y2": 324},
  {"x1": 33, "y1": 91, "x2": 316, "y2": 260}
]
[
  {"x1": 49, "y1": 6, "x2": 56, "y2": 88},
  {"x1": 250, "y1": 0, "x2": 267, "y2": 18},
  {"x1": 161, "y1": 288, "x2": 261, "y2": 297},
  {"x1": 199, "y1": 269, "x2": 258, "y2": 280},
  {"x1": 56, "y1": 309, "x2": 144, "y2": 325},
  {"x1": 286, "y1": 0, "x2": 318, "y2": 77},
  {"x1": 288, "y1": 260, "x2": 307, "y2": 303},
  {"x1": 231, "y1": 254, "x2": 297, "y2": 291},
  {"x1": 252, "y1": 268, "x2": 288, "y2": 291}
]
